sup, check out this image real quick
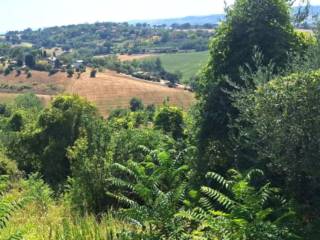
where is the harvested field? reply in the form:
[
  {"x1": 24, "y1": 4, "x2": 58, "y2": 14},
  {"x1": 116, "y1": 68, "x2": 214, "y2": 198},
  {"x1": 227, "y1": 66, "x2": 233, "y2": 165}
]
[
  {"x1": 0, "y1": 70, "x2": 195, "y2": 116},
  {"x1": 117, "y1": 54, "x2": 154, "y2": 62},
  {"x1": 0, "y1": 71, "x2": 72, "y2": 95},
  {"x1": 66, "y1": 70, "x2": 194, "y2": 116}
]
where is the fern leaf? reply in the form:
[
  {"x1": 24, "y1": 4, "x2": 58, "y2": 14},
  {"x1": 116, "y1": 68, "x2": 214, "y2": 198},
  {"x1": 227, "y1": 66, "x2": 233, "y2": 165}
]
[
  {"x1": 206, "y1": 172, "x2": 231, "y2": 190},
  {"x1": 200, "y1": 186, "x2": 234, "y2": 211}
]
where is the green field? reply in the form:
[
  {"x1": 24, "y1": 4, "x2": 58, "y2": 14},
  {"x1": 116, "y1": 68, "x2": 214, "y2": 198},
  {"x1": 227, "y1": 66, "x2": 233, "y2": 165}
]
[{"x1": 157, "y1": 51, "x2": 210, "y2": 83}]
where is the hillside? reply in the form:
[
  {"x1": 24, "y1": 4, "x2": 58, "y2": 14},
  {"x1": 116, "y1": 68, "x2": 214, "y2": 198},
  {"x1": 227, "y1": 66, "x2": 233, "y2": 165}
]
[
  {"x1": 129, "y1": 5, "x2": 320, "y2": 27},
  {"x1": 129, "y1": 14, "x2": 225, "y2": 26},
  {"x1": 0, "y1": 70, "x2": 194, "y2": 115}
]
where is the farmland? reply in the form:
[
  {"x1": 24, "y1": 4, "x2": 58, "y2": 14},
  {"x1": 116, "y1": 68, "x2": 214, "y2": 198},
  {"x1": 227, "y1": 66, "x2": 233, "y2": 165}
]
[
  {"x1": 115, "y1": 51, "x2": 210, "y2": 83},
  {"x1": 0, "y1": 70, "x2": 194, "y2": 116},
  {"x1": 156, "y1": 51, "x2": 209, "y2": 83}
]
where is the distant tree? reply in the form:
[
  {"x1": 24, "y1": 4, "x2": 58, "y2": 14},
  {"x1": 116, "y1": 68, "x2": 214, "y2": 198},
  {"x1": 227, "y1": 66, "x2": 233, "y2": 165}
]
[
  {"x1": 130, "y1": 97, "x2": 144, "y2": 112},
  {"x1": 4, "y1": 67, "x2": 11, "y2": 76},
  {"x1": 54, "y1": 59, "x2": 62, "y2": 69},
  {"x1": 25, "y1": 54, "x2": 35, "y2": 69},
  {"x1": 67, "y1": 68, "x2": 74, "y2": 78},
  {"x1": 16, "y1": 59, "x2": 23, "y2": 67},
  {"x1": 90, "y1": 69, "x2": 97, "y2": 78},
  {"x1": 160, "y1": 31, "x2": 170, "y2": 43}
]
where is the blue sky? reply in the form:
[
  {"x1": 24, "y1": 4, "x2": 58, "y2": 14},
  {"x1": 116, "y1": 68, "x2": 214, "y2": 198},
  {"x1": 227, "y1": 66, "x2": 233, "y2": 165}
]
[{"x1": 0, "y1": 0, "x2": 320, "y2": 33}]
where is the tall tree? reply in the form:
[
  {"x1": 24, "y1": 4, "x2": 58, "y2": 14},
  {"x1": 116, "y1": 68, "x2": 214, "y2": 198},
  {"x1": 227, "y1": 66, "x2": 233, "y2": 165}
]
[
  {"x1": 25, "y1": 54, "x2": 35, "y2": 69},
  {"x1": 195, "y1": 0, "x2": 306, "y2": 174}
]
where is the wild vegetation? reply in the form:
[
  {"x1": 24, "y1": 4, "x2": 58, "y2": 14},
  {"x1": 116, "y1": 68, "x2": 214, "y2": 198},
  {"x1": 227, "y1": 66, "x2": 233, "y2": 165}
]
[{"x1": 0, "y1": 0, "x2": 320, "y2": 239}]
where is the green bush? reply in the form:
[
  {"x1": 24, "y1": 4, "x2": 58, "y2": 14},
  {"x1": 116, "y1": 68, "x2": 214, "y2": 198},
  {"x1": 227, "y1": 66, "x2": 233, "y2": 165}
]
[
  {"x1": 4, "y1": 67, "x2": 11, "y2": 76},
  {"x1": 0, "y1": 152, "x2": 18, "y2": 176},
  {"x1": 67, "y1": 68, "x2": 74, "y2": 78},
  {"x1": 234, "y1": 69, "x2": 320, "y2": 237},
  {"x1": 14, "y1": 93, "x2": 43, "y2": 110},
  {"x1": 129, "y1": 97, "x2": 144, "y2": 112},
  {"x1": 90, "y1": 69, "x2": 97, "y2": 78},
  {"x1": 154, "y1": 106, "x2": 184, "y2": 139}
]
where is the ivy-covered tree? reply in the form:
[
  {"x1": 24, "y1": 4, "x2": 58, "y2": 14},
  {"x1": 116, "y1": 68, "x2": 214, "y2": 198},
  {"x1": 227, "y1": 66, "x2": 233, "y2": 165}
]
[{"x1": 196, "y1": 0, "x2": 308, "y2": 174}]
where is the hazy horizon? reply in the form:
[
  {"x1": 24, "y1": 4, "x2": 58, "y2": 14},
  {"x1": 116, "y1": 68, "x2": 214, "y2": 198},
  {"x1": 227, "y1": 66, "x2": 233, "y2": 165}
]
[{"x1": 1, "y1": 0, "x2": 320, "y2": 33}]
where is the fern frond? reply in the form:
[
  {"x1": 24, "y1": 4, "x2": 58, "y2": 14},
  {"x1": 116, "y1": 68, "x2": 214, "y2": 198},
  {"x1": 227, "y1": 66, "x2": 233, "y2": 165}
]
[
  {"x1": 111, "y1": 163, "x2": 137, "y2": 179},
  {"x1": 200, "y1": 186, "x2": 234, "y2": 211},
  {"x1": 106, "y1": 177, "x2": 134, "y2": 191},
  {"x1": 206, "y1": 172, "x2": 231, "y2": 190},
  {"x1": 245, "y1": 169, "x2": 264, "y2": 182},
  {"x1": 137, "y1": 145, "x2": 151, "y2": 155},
  {"x1": 176, "y1": 208, "x2": 208, "y2": 222},
  {"x1": 0, "y1": 200, "x2": 24, "y2": 229},
  {"x1": 259, "y1": 183, "x2": 273, "y2": 205},
  {"x1": 199, "y1": 197, "x2": 215, "y2": 211},
  {"x1": 106, "y1": 191, "x2": 138, "y2": 208}
]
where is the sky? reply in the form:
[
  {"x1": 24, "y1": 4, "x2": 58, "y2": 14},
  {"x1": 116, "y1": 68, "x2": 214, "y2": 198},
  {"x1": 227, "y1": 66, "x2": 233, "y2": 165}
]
[{"x1": 1, "y1": 0, "x2": 320, "y2": 33}]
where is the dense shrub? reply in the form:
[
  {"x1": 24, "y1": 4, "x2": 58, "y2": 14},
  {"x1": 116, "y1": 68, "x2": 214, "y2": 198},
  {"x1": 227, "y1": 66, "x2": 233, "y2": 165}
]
[
  {"x1": 154, "y1": 106, "x2": 184, "y2": 139},
  {"x1": 234, "y1": 70, "x2": 320, "y2": 237},
  {"x1": 129, "y1": 97, "x2": 144, "y2": 112}
]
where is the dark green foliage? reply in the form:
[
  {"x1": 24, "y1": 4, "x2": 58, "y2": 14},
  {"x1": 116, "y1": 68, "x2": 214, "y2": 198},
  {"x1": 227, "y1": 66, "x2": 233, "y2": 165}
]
[
  {"x1": 0, "y1": 104, "x2": 7, "y2": 115},
  {"x1": 5, "y1": 22, "x2": 213, "y2": 57},
  {"x1": 6, "y1": 95, "x2": 97, "y2": 188},
  {"x1": 233, "y1": 70, "x2": 320, "y2": 236},
  {"x1": 106, "y1": 147, "x2": 190, "y2": 239},
  {"x1": 67, "y1": 68, "x2": 74, "y2": 78},
  {"x1": 66, "y1": 116, "x2": 111, "y2": 214},
  {"x1": 129, "y1": 97, "x2": 144, "y2": 112},
  {"x1": 33, "y1": 62, "x2": 52, "y2": 72},
  {"x1": 8, "y1": 112, "x2": 23, "y2": 132},
  {"x1": 177, "y1": 169, "x2": 299, "y2": 239},
  {"x1": 108, "y1": 108, "x2": 129, "y2": 120},
  {"x1": 4, "y1": 67, "x2": 11, "y2": 76},
  {"x1": 36, "y1": 95, "x2": 97, "y2": 187},
  {"x1": 25, "y1": 54, "x2": 35, "y2": 69},
  {"x1": 195, "y1": 0, "x2": 309, "y2": 179},
  {"x1": 90, "y1": 69, "x2": 97, "y2": 78},
  {"x1": 154, "y1": 106, "x2": 184, "y2": 139}
]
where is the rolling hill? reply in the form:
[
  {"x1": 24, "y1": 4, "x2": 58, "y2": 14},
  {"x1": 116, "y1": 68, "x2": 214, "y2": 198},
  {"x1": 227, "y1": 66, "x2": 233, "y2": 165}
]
[
  {"x1": 129, "y1": 5, "x2": 320, "y2": 26},
  {"x1": 129, "y1": 14, "x2": 225, "y2": 26},
  {"x1": 0, "y1": 70, "x2": 194, "y2": 116}
]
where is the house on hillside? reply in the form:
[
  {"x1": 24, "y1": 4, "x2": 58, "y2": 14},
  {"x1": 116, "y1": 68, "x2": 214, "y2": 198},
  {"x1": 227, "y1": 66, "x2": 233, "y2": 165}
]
[{"x1": 47, "y1": 57, "x2": 57, "y2": 67}]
